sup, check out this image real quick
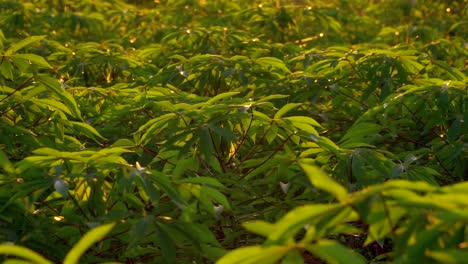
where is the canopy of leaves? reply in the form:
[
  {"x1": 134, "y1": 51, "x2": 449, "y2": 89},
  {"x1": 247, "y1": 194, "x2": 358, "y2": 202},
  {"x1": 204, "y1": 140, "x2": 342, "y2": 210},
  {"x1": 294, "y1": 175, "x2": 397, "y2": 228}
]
[{"x1": 0, "y1": 0, "x2": 466, "y2": 263}]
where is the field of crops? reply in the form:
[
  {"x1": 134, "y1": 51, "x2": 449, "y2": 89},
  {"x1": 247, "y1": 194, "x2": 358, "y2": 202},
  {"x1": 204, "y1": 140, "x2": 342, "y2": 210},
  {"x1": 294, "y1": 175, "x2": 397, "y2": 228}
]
[{"x1": 1, "y1": 0, "x2": 467, "y2": 263}]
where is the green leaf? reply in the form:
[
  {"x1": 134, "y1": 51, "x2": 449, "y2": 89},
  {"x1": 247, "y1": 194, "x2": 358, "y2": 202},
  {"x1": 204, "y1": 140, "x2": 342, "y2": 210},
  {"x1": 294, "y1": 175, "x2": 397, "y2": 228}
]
[
  {"x1": 0, "y1": 60, "x2": 14, "y2": 79},
  {"x1": 356, "y1": 194, "x2": 406, "y2": 246},
  {"x1": 306, "y1": 239, "x2": 366, "y2": 264},
  {"x1": 151, "y1": 170, "x2": 187, "y2": 208},
  {"x1": 138, "y1": 113, "x2": 177, "y2": 146},
  {"x1": 299, "y1": 159, "x2": 348, "y2": 202},
  {"x1": 0, "y1": 244, "x2": 52, "y2": 264},
  {"x1": 201, "y1": 186, "x2": 232, "y2": 211},
  {"x1": 176, "y1": 177, "x2": 225, "y2": 188},
  {"x1": 201, "y1": 244, "x2": 227, "y2": 261},
  {"x1": 257, "y1": 94, "x2": 289, "y2": 103},
  {"x1": 268, "y1": 204, "x2": 339, "y2": 242},
  {"x1": 5, "y1": 35, "x2": 46, "y2": 55},
  {"x1": 198, "y1": 125, "x2": 214, "y2": 164},
  {"x1": 283, "y1": 116, "x2": 323, "y2": 128},
  {"x1": 63, "y1": 222, "x2": 116, "y2": 264},
  {"x1": 281, "y1": 249, "x2": 303, "y2": 264},
  {"x1": 12, "y1": 53, "x2": 52, "y2": 68},
  {"x1": 432, "y1": 60, "x2": 464, "y2": 81},
  {"x1": 274, "y1": 103, "x2": 302, "y2": 119},
  {"x1": 155, "y1": 223, "x2": 176, "y2": 263},
  {"x1": 0, "y1": 149, "x2": 15, "y2": 174},
  {"x1": 217, "y1": 245, "x2": 291, "y2": 264},
  {"x1": 205, "y1": 92, "x2": 240, "y2": 105},
  {"x1": 38, "y1": 75, "x2": 82, "y2": 119},
  {"x1": 243, "y1": 220, "x2": 276, "y2": 237},
  {"x1": 339, "y1": 122, "x2": 381, "y2": 147},
  {"x1": 426, "y1": 249, "x2": 468, "y2": 264},
  {"x1": 30, "y1": 98, "x2": 73, "y2": 116},
  {"x1": 136, "y1": 174, "x2": 160, "y2": 203},
  {"x1": 128, "y1": 217, "x2": 152, "y2": 249},
  {"x1": 70, "y1": 121, "x2": 106, "y2": 140},
  {"x1": 256, "y1": 57, "x2": 291, "y2": 73}
]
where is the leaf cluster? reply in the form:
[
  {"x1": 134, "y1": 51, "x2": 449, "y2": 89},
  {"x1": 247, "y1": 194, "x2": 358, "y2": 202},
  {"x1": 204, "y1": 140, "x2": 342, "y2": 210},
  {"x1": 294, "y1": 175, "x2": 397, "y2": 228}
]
[{"x1": 0, "y1": 0, "x2": 466, "y2": 263}]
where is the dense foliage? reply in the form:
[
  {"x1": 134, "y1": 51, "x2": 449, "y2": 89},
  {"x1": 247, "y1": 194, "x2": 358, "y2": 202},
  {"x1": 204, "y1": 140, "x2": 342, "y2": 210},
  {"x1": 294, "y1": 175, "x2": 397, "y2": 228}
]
[{"x1": 0, "y1": 0, "x2": 466, "y2": 263}]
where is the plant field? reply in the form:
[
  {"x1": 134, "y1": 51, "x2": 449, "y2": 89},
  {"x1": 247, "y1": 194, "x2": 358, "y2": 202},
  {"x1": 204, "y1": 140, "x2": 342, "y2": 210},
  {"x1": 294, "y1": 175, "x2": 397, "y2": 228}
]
[{"x1": 0, "y1": 0, "x2": 467, "y2": 263}]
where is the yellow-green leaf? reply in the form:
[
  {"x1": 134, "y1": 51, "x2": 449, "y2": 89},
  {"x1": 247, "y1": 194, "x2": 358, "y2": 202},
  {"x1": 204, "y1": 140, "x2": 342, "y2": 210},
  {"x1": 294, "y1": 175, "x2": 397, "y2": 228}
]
[
  {"x1": 299, "y1": 159, "x2": 347, "y2": 202},
  {"x1": 0, "y1": 244, "x2": 52, "y2": 264},
  {"x1": 63, "y1": 222, "x2": 116, "y2": 264}
]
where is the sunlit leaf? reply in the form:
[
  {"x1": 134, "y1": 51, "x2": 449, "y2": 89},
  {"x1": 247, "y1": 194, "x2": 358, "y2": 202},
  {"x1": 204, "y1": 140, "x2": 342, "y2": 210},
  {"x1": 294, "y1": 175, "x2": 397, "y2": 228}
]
[
  {"x1": 12, "y1": 53, "x2": 52, "y2": 68},
  {"x1": 243, "y1": 220, "x2": 276, "y2": 237},
  {"x1": 63, "y1": 222, "x2": 116, "y2": 264},
  {"x1": 306, "y1": 240, "x2": 366, "y2": 264},
  {"x1": 5, "y1": 35, "x2": 46, "y2": 55},
  {"x1": 0, "y1": 244, "x2": 52, "y2": 264},
  {"x1": 299, "y1": 159, "x2": 348, "y2": 201},
  {"x1": 274, "y1": 103, "x2": 302, "y2": 119},
  {"x1": 217, "y1": 245, "x2": 291, "y2": 264}
]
